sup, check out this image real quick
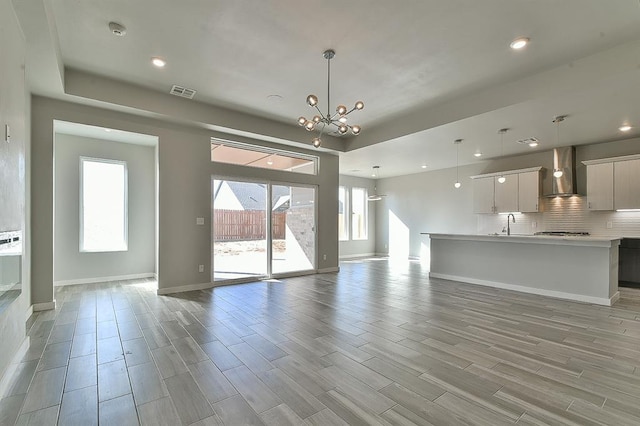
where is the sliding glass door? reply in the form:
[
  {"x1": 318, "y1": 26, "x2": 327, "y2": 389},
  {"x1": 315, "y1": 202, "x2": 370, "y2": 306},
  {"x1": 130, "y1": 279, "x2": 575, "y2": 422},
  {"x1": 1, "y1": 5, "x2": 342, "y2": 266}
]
[
  {"x1": 212, "y1": 179, "x2": 268, "y2": 281},
  {"x1": 271, "y1": 185, "x2": 315, "y2": 275},
  {"x1": 212, "y1": 178, "x2": 316, "y2": 282}
]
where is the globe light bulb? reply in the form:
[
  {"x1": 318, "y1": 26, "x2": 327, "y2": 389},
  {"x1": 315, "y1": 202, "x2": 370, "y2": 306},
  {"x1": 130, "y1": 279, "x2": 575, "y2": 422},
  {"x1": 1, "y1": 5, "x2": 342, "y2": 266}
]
[
  {"x1": 338, "y1": 125, "x2": 348, "y2": 134},
  {"x1": 336, "y1": 105, "x2": 347, "y2": 115},
  {"x1": 305, "y1": 121, "x2": 315, "y2": 131},
  {"x1": 355, "y1": 101, "x2": 364, "y2": 110},
  {"x1": 312, "y1": 138, "x2": 321, "y2": 148},
  {"x1": 351, "y1": 125, "x2": 361, "y2": 135},
  {"x1": 298, "y1": 117, "x2": 307, "y2": 126},
  {"x1": 306, "y1": 94, "x2": 318, "y2": 107},
  {"x1": 454, "y1": 181, "x2": 462, "y2": 189},
  {"x1": 338, "y1": 117, "x2": 348, "y2": 123},
  {"x1": 312, "y1": 115, "x2": 321, "y2": 123}
]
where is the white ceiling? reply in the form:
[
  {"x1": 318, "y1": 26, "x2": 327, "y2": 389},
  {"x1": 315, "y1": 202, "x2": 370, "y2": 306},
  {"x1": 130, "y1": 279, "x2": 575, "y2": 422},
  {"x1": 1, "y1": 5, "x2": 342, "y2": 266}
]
[{"x1": 14, "y1": 0, "x2": 640, "y2": 179}]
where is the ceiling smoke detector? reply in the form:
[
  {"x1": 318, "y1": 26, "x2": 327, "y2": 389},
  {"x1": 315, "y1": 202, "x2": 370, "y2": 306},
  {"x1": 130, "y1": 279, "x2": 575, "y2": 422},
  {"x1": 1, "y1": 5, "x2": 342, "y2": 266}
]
[{"x1": 108, "y1": 22, "x2": 127, "y2": 37}]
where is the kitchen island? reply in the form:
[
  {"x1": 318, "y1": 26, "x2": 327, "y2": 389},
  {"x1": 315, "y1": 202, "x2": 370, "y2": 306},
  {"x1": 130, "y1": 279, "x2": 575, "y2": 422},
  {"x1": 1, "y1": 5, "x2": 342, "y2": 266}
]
[{"x1": 427, "y1": 233, "x2": 620, "y2": 306}]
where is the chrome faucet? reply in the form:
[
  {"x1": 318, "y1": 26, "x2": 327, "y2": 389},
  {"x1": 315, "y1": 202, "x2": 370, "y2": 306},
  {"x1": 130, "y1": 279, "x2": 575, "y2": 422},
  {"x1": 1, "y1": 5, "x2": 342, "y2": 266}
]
[{"x1": 507, "y1": 213, "x2": 516, "y2": 235}]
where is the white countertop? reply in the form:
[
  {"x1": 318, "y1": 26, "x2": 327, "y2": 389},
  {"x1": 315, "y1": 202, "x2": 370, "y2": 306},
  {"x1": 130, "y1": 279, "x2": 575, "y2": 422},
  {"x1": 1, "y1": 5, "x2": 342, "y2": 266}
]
[{"x1": 425, "y1": 233, "x2": 621, "y2": 247}]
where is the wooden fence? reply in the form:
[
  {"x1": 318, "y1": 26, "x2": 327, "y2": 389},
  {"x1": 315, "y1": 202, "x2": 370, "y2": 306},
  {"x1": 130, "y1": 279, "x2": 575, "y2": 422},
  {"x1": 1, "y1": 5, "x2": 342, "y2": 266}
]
[{"x1": 213, "y1": 209, "x2": 286, "y2": 241}]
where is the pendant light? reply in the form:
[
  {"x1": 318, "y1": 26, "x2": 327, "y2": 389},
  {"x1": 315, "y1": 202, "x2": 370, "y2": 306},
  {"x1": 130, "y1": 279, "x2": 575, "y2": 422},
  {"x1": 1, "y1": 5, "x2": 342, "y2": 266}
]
[
  {"x1": 497, "y1": 128, "x2": 509, "y2": 184},
  {"x1": 297, "y1": 49, "x2": 364, "y2": 148},
  {"x1": 453, "y1": 139, "x2": 462, "y2": 189},
  {"x1": 552, "y1": 115, "x2": 567, "y2": 178},
  {"x1": 368, "y1": 166, "x2": 386, "y2": 201}
]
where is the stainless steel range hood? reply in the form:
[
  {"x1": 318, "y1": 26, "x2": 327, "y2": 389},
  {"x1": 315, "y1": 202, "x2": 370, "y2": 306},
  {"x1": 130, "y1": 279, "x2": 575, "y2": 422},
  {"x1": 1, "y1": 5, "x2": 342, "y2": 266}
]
[{"x1": 549, "y1": 146, "x2": 577, "y2": 197}]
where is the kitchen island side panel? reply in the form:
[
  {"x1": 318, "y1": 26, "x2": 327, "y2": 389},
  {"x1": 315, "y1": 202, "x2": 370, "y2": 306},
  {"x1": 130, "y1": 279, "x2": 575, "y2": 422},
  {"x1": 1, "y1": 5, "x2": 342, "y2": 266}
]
[{"x1": 429, "y1": 235, "x2": 619, "y2": 305}]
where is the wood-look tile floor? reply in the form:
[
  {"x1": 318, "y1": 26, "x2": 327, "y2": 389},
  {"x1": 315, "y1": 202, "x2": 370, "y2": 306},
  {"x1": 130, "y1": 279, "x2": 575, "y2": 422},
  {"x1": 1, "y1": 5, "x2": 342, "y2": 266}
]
[{"x1": 2, "y1": 258, "x2": 640, "y2": 425}]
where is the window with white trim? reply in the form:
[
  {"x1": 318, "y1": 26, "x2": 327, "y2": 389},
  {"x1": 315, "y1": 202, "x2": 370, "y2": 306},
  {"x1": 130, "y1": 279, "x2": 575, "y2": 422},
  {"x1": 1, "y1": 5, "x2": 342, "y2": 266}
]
[
  {"x1": 80, "y1": 157, "x2": 128, "y2": 252},
  {"x1": 351, "y1": 187, "x2": 368, "y2": 240},
  {"x1": 338, "y1": 186, "x2": 349, "y2": 241}
]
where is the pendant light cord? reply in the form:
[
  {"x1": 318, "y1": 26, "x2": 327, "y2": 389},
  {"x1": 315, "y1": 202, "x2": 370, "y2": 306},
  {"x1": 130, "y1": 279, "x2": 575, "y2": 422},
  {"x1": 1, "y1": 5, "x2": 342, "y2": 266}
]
[
  {"x1": 326, "y1": 55, "x2": 331, "y2": 119},
  {"x1": 456, "y1": 142, "x2": 459, "y2": 181}
]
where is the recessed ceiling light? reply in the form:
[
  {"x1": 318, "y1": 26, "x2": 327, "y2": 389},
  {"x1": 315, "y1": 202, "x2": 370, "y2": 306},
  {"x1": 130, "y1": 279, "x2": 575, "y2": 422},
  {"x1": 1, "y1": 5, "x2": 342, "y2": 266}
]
[
  {"x1": 528, "y1": 141, "x2": 539, "y2": 147},
  {"x1": 510, "y1": 37, "x2": 530, "y2": 50},
  {"x1": 267, "y1": 159, "x2": 273, "y2": 165},
  {"x1": 108, "y1": 22, "x2": 126, "y2": 37},
  {"x1": 267, "y1": 94, "x2": 283, "y2": 102},
  {"x1": 474, "y1": 152, "x2": 482, "y2": 157},
  {"x1": 421, "y1": 165, "x2": 428, "y2": 169},
  {"x1": 151, "y1": 57, "x2": 166, "y2": 68},
  {"x1": 619, "y1": 125, "x2": 632, "y2": 132}
]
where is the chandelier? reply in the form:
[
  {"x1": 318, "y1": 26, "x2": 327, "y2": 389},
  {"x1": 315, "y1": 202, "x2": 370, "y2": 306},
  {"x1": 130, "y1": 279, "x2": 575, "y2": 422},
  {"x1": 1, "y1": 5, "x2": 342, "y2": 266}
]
[{"x1": 297, "y1": 49, "x2": 364, "y2": 148}]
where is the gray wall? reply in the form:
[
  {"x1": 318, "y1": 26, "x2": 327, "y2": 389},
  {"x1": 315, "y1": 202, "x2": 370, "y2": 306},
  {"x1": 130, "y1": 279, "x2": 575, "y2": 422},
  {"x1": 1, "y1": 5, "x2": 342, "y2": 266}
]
[
  {"x1": 31, "y1": 96, "x2": 339, "y2": 304},
  {"x1": 375, "y1": 137, "x2": 640, "y2": 259},
  {"x1": 0, "y1": 0, "x2": 30, "y2": 383},
  {"x1": 338, "y1": 175, "x2": 376, "y2": 258},
  {"x1": 54, "y1": 134, "x2": 156, "y2": 283}
]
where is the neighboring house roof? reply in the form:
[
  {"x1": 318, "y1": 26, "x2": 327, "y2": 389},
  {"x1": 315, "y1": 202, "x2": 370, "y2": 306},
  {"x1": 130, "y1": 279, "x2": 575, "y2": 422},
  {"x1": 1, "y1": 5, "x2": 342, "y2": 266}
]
[{"x1": 214, "y1": 180, "x2": 290, "y2": 211}]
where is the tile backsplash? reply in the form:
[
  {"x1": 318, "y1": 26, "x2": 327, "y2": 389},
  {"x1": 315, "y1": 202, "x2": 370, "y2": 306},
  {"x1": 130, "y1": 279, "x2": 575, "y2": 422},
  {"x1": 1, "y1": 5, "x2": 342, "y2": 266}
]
[{"x1": 477, "y1": 196, "x2": 640, "y2": 237}]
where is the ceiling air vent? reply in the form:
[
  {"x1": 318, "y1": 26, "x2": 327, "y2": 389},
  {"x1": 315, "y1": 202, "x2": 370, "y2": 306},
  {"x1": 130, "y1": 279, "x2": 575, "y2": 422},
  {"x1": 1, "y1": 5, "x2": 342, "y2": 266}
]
[
  {"x1": 516, "y1": 137, "x2": 539, "y2": 146},
  {"x1": 169, "y1": 85, "x2": 196, "y2": 99}
]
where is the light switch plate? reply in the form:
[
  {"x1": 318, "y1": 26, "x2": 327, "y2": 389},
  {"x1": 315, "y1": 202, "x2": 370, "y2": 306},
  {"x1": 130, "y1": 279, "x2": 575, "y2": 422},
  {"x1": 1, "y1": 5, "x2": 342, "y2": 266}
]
[{"x1": 196, "y1": 217, "x2": 204, "y2": 225}]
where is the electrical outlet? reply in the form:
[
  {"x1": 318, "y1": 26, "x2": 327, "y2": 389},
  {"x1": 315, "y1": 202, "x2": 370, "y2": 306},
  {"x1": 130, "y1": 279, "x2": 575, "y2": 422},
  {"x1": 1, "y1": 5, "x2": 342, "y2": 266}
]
[
  {"x1": 323, "y1": 254, "x2": 327, "y2": 261},
  {"x1": 198, "y1": 264, "x2": 204, "y2": 272},
  {"x1": 196, "y1": 217, "x2": 204, "y2": 225},
  {"x1": 606, "y1": 221, "x2": 613, "y2": 229}
]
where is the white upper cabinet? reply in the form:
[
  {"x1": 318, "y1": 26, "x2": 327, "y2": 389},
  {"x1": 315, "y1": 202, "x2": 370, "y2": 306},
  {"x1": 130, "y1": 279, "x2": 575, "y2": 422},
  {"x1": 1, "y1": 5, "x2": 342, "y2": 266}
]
[
  {"x1": 614, "y1": 158, "x2": 640, "y2": 210},
  {"x1": 471, "y1": 167, "x2": 542, "y2": 214},
  {"x1": 585, "y1": 162, "x2": 613, "y2": 210},
  {"x1": 494, "y1": 175, "x2": 518, "y2": 213},
  {"x1": 518, "y1": 171, "x2": 540, "y2": 213},
  {"x1": 473, "y1": 177, "x2": 495, "y2": 214},
  {"x1": 583, "y1": 155, "x2": 640, "y2": 211}
]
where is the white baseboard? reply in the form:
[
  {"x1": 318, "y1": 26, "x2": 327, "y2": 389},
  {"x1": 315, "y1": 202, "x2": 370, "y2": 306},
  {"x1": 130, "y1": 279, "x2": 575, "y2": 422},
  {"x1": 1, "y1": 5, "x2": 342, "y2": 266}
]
[
  {"x1": 25, "y1": 305, "x2": 34, "y2": 322},
  {"x1": 339, "y1": 253, "x2": 376, "y2": 260},
  {"x1": 318, "y1": 267, "x2": 339, "y2": 273},
  {"x1": 33, "y1": 301, "x2": 56, "y2": 311},
  {"x1": 54, "y1": 273, "x2": 156, "y2": 287},
  {"x1": 429, "y1": 273, "x2": 617, "y2": 306},
  {"x1": 0, "y1": 336, "x2": 30, "y2": 399},
  {"x1": 610, "y1": 291, "x2": 621, "y2": 305}
]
